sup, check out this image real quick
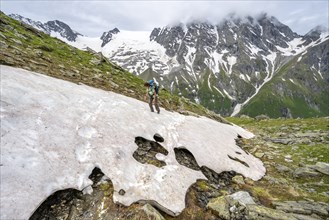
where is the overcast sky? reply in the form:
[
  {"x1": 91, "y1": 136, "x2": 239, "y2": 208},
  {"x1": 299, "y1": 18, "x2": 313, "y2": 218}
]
[{"x1": 1, "y1": 1, "x2": 328, "y2": 37}]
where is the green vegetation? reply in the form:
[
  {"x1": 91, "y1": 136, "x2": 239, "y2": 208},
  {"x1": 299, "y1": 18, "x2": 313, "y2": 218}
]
[
  {"x1": 227, "y1": 117, "x2": 329, "y2": 203},
  {"x1": 240, "y1": 54, "x2": 329, "y2": 118}
]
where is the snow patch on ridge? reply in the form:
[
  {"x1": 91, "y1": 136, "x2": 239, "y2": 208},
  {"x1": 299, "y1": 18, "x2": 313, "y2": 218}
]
[
  {"x1": 227, "y1": 56, "x2": 237, "y2": 75},
  {"x1": 276, "y1": 34, "x2": 329, "y2": 57}
]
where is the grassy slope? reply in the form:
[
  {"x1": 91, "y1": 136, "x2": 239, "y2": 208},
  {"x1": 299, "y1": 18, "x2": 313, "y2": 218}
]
[
  {"x1": 0, "y1": 12, "x2": 228, "y2": 122},
  {"x1": 227, "y1": 117, "x2": 329, "y2": 204},
  {"x1": 240, "y1": 52, "x2": 329, "y2": 118}
]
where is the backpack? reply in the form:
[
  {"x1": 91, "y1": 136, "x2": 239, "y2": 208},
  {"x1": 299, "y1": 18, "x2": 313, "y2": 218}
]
[{"x1": 148, "y1": 80, "x2": 159, "y2": 95}]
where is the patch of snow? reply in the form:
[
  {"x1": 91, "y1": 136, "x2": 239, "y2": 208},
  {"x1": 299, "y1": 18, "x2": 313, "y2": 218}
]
[
  {"x1": 208, "y1": 74, "x2": 213, "y2": 92},
  {"x1": 289, "y1": 78, "x2": 295, "y2": 84},
  {"x1": 276, "y1": 35, "x2": 329, "y2": 57},
  {"x1": 246, "y1": 43, "x2": 263, "y2": 56},
  {"x1": 279, "y1": 31, "x2": 286, "y2": 38},
  {"x1": 214, "y1": 26, "x2": 219, "y2": 46},
  {"x1": 208, "y1": 51, "x2": 227, "y2": 75},
  {"x1": 181, "y1": 75, "x2": 190, "y2": 84},
  {"x1": 79, "y1": 30, "x2": 179, "y2": 75},
  {"x1": 223, "y1": 89, "x2": 234, "y2": 100},
  {"x1": 175, "y1": 76, "x2": 179, "y2": 85},
  {"x1": 297, "y1": 56, "x2": 303, "y2": 62},
  {"x1": 170, "y1": 81, "x2": 174, "y2": 92},
  {"x1": 248, "y1": 27, "x2": 257, "y2": 36},
  {"x1": 194, "y1": 97, "x2": 200, "y2": 104},
  {"x1": 0, "y1": 65, "x2": 265, "y2": 219},
  {"x1": 184, "y1": 46, "x2": 197, "y2": 81},
  {"x1": 317, "y1": 58, "x2": 324, "y2": 79},
  {"x1": 234, "y1": 33, "x2": 238, "y2": 40},
  {"x1": 259, "y1": 25, "x2": 263, "y2": 36},
  {"x1": 213, "y1": 86, "x2": 224, "y2": 97},
  {"x1": 227, "y1": 56, "x2": 237, "y2": 75}
]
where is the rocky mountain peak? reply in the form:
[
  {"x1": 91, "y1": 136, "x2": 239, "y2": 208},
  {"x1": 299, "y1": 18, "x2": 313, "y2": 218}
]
[
  {"x1": 9, "y1": 14, "x2": 82, "y2": 42},
  {"x1": 9, "y1": 13, "x2": 47, "y2": 33},
  {"x1": 302, "y1": 25, "x2": 328, "y2": 45},
  {"x1": 100, "y1": 27, "x2": 120, "y2": 47},
  {"x1": 45, "y1": 20, "x2": 82, "y2": 41},
  {"x1": 305, "y1": 25, "x2": 328, "y2": 37}
]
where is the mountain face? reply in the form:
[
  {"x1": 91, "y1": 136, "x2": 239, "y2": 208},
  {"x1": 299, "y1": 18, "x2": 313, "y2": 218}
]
[
  {"x1": 146, "y1": 14, "x2": 328, "y2": 117},
  {"x1": 9, "y1": 13, "x2": 329, "y2": 118},
  {"x1": 100, "y1": 28, "x2": 120, "y2": 47},
  {"x1": 9, "y1": 14, "x2": 82, "y2": 41}
]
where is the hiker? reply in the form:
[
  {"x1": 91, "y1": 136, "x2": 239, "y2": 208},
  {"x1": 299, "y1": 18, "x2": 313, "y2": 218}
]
[{"x1": 144, "y1": 80, "x2": 160, "y2": 114}]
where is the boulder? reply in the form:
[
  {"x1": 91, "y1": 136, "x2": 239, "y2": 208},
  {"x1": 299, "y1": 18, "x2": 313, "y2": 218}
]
[
  {"x1": 273, "y1": 200, "x2": 329, "y2": 217},
  {"x1": 153, "y1": 133, "x2": 164, "y2": 142},
  {"x1": 313, "y1": 162, "x2": 329, "y2": 175},
  {"x1": 255, "y1": 114, "x2": 270, "y2": 120},
  {"x1": 227, "y1": 191, "x2": 256, "y2": 206},
  {"x1": 293, "y1": 167, "x2": 320, "y2": 178},
  {"x1": 141, "y1": 204, "x2": 166, "y2": 220},
  {"x1": 255, "y1": 152, "x2": 265, "y2": 158},
  {"x1": 232, "y1": 175, "x2": 245, "y2": 185},
  {"x1": 246, "y1": 204, "x2": 297, "y2": 220},
  {"x1": 207, "y1": 196, "x2": 230, "y2": 220}
]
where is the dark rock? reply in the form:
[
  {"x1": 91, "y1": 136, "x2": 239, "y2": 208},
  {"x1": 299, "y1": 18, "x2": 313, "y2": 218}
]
[
  {"x1": 119, "y1": 189, "x2": 126, "y2": 196},
  {"x1": 273, "y1": 200, "x2": 329, "y2": 217},
  {"x1": 293, "y1": 167, "x2": 320, "y2": 178},
  {"x1": 29, "y1": 188, "x2": 83, "y2": 220},
  {"x1": 140, "y1": 204, "x2": 165, "y2": 220},
  {"x1": 232, "y1": 175, "x2": 245, "y2": 185},
  {"x1": 153, "y1": 133, "x2": 164, "y2": 142},
  {"x1": 313, "y1": 162, "x2": 329, "y2": 175},
  {"x1": 100, "y1": 28, "x2": 120, "y2": 47},
  {"x1": 281, "y1": 107, "x2": 292, "y2": 118},
  {"x1": 255, "y1": 115, "x2": 270, "y2": 120},
  {"x1": 133, "y1": 136, "x2": 168, "y2": 167},
  {"x1": 201, "y1": 167, "x2": 236, "y2": 185},
  {"x1": 270, "y1": 138, "x2": 294, "y2": 145},
  {"x1": 174, "y1": 147, "x2": 200, "y2": 171},
  {"x1": 46, "y1": 20, "x2": 82, "y2": 42},
  {"x1": 246, "y1": 204, "x2": 297, "y2": 220},
  {"x1": 88, "y1": 167, "x2": 105, "y2": 185},
  {"x1": 275, "y1": 164, "x2": 292, "y2": 173}
]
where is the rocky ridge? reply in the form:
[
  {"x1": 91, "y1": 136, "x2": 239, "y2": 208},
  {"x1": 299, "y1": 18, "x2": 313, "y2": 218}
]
[
  {"x1": 147, "y1": 14, "x2": 329, "y2": 117},
  {"x1": 9, "y1": 13, "x2": 82, "y2": 41},
  {"x1": 100, "y1": 27, "x2": 120, "y2": 47}
]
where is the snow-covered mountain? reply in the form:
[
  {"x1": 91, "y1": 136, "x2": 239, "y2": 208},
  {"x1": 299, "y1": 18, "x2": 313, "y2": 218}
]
[
  {"x1": 9, "y1": 14, "x2": 82, "y2": 41},
  {"x1": 146, "y1": 14, "x2": 329, "y2": 117},
  {"x1": 9, "y1": 13, "x2": 329, "y2": 118},
  {"x1": 1, "y1": 65, "x2": 264, "y2": 219}
]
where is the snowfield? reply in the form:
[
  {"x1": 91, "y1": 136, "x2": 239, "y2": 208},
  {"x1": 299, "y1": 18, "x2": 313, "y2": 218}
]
[{"x1": 0, "y1": 65, "x2": 265, "y2": 219}]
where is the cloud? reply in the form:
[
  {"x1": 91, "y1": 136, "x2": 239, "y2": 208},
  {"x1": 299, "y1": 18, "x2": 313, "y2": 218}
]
[{"x1": 1, "y1": 0, "x2": 328, "y2": 36}]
